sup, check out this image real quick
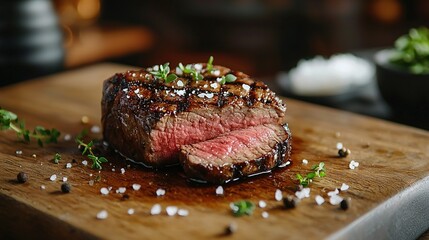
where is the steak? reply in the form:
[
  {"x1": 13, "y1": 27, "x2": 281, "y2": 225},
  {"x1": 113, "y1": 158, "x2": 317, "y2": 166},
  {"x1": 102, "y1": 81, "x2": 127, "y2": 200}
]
[
  {"x1": 102, "y1": 63, "x2": 287, "y2": 167},
  {"x1": 179, "y1": 124, "x2": 292, "y2": 184}
]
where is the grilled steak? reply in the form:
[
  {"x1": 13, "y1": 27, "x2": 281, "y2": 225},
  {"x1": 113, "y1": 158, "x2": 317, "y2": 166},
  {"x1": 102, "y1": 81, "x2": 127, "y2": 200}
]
[
  {"x1": 102, "y1": 63, "x2": 286, "y2": 167},
  {"x1": 179, "y1": 124, "x2": 292, "y2": 184}
]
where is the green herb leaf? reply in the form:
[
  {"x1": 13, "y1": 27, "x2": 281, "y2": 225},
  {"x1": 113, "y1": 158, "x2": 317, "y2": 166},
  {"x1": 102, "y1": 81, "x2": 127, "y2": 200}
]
[
  {"x1": 296, "y1": 162, "x2": 326, "y2": 187},
  {"x1": 53, "y1": 153, "x2": 61, "y2": 164},
  {"x1": 206, "y1": 56, "x2": 214, "y2": 72},
  {"x1": 165, "y1": 74, "x2": 178, "y2": 83},
  {"x1": 219, "y1": 74, "x2": 237, "y2": 85},
  {"x1": 231, "y1": 200, "x2": 255, "y2": 217}
]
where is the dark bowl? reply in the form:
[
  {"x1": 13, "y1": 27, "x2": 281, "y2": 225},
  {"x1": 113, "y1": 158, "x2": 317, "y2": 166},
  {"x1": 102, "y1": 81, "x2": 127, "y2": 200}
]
[{"x1": 375, "y1": 49, "x2": 429, "y2": 114}]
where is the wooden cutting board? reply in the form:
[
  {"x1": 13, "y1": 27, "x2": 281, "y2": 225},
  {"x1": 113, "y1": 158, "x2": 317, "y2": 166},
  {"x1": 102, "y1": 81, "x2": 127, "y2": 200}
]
[{"x1": 1, "y1": 63, "x2": 428, "y2": 240}]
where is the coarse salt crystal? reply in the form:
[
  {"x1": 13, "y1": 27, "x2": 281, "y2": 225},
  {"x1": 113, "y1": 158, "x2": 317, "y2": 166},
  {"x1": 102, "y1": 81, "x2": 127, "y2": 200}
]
[
  {"x1": 213, "y1": 69, "x2": 220, "y2": 76},
  {"x1": 120, "y1": 168, "x2": 125, "y2": 174},
  {"x1": 302, "y1": 159, "x2": 308, "y2": 165},
  {"x1": 100, "y1": 187, "x2": 109, "y2": 195},
  {"x1": 177, "y1": 80, "x2": 184, "y2": 87},
  {"x1": 194, "y1": 64, "x2": 203, "y2": 71},
  {"x1": 150, "y1": 204, "x2": 162, "y2": 215},
  {"x1": 206, "y1": 93, "x2": 214, "y2": 99},
  {"x1": 210, "y1": 82, "x2": 218, "y2": 88},
  {"x1": 156, "y1": 188, "x2": 166, "y2": 196},
  {"x1": 50, "y1": 174, "x2": 57, "y2": 181},
  {"x1": 15, "y1": 150, "x2": 22, "y2": 155},
  {"x1": 62, "y1": 177, "x2": 68, "y2": 182},
  {"x1": 40, "y1": 185, "x2": 46, "y2": 190},
  {"x1": 177, "y1": 209, "x2": 189, "y2": 217},
  {"x1": 82, "y1": 160, "x2": 88, "y2": 166},
  {"x1": 295, "y1": 188, "x2": 311, "y2": 199},
  {"x1": 216, "y1": 77, "x2": 223, "y2": 82},
  {"x1": 166, "y1": 206, "x2": 178, "y2": 216},
  {"x1": 349, "y1": 160, "x2": 359, "y2": 170},
  {"x1": 176, "y1": 67, "x2": 183, "y2": 76},
  {"x1": 111, "y1": 168, "x2": 115, "y2": 172},
  {"x1": 117, "y1": 187, "x2": 126, "y2": 194},
  {"x1": 262, "y1": 211, "x2": 269, "y2": 219},
  {"x1": 153, "y1": 65, "x2": 159, "y2": 71},
  {"x1": 64, "y1": 134, "x2": 71, "y2": 141},
  {"x1": 128, "y1": 208, "x2": 135, "y2": 215},
  {"x1": 275, "y1": 189, "x2": 283, "y2": 201},
  {"x1": 242, "y1": 84, "x2": 251, "y2": 91},
  {"x1": 108, "y1": 186, "x2": 112, "y2": 191},
  {"x1": 122, "y1": 88, "x2": 128, "y2": 93},
  {"x1": 327, "y1": 188, "x2": 339, "y2": 196},
  {"x1": 203, "y1": 84, "x2": 208, "y2": 88},
  {"x1": 197, "y1": 93, "x2": 205, "y2": 98},
  {"x1": 336, "y1": 142, "x2": 343, "y2": 149},
  {"x1": 132, "y1": 184, "x2": 141, "y2": 191},
  {"x1": 258, "y1": 200, "x2": 267, "y2": 208},
  {"x1": 66, "y1": 163, "x2": 72, "y2": 169},
  {"x1": 340, "y1": 183, "x2": 350, "y2": 191},
  {"x1": 329, "y1": 195, "x2": 344, "y2": 205},
  {"x1": 91, "y1": 125, "x2": 101, "y2": 133},
  {"x1": 176, "y1": 89, "x2": 186, "y2": 96},
  {"x1": 215, "y1": 186, "x2": 224, "y2": 195},
  {"x1": 96, "y1": 210, "x2": 108, "y2": 220},
  {"x1": 315, "y1": 195, "x2": 325, "y2": 205}
]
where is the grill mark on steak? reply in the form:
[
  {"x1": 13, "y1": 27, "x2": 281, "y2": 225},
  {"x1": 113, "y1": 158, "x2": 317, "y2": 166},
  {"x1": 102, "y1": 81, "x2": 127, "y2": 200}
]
[
  {"x1": 179, "y1": 124, "x2": 292, "y2": 184},
  {"x1": 102, "y1": 63, "x2": 287, "y2": 167}
]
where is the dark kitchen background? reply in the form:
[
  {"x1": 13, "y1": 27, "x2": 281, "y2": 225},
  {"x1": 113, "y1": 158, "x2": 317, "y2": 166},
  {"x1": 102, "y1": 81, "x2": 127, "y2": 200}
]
[{"x1": 1, "y1": 0, "x2": 428, "y2": 129}]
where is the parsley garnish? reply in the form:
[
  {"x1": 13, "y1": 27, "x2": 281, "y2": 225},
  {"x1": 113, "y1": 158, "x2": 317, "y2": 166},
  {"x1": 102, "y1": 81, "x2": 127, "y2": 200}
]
[
  {"x1": 230, "y1": 200, "x2": 255, "y2": 217},
  {"x1": 219, "y1": 74, "x2": 237, "y2": 85},
  {"x1": 178, "y1": 63, "x2": 204, "y2": 81},
  {"x1": 296, "y1": 162, "x2": 326, "y2": 187},
  {"x1": 53, "y1": 153, "x2": 61, "y2": 164},
  {"x1": 206, "y1": 56, "x2": 214, "y2": 73},
  {"x1": 0, "y1": 109, "x2": 60, "y2": 147},
  {"x1": 76, "y1": 137, "x2": 108, "y2": 170},
  {"x1": 150, "y1": 63, "x2": 178, "y2": 83}
]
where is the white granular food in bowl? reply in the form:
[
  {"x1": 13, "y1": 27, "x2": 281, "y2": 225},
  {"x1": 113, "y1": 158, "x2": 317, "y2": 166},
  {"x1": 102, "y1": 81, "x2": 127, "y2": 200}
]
[{"x1": 287, "y1": 54, "x2": 374, "y2": 96}]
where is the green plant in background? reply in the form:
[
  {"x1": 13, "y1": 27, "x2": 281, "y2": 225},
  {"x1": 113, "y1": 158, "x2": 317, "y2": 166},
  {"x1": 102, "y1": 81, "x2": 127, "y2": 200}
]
[{"x1": 389, "y1": 27, "x2": 429, "y2": 74}]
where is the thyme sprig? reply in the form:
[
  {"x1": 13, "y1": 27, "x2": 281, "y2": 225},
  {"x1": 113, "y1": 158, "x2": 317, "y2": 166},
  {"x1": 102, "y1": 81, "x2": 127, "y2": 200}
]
[
  {"x1": 218, "y1": 74, "x2": 237, "y2": 85},
  {"x1": 53, "y1": 153, "x2": 61, "y2": 164},
  {"x1": 178, "y1": 63, "x2": 204, "y2": 81},
  {"x1": 0, "y1": 109, "x2": 60, "y2": 147},
  {"x1": 296, "y1": 162, "x2": 326, "y2": 187},
  {"x1": 76, "y1": 132, "x2": 108, "y2": 170},
  {"x1": 150, "y1": 63, "x2": 178, "y2": 83},
  {"x1": 206, "y1": 56, "x2": 214, "y2": 73},
  {"x1": 230, "y1": 200, "x2": 255, "y2": 217}
]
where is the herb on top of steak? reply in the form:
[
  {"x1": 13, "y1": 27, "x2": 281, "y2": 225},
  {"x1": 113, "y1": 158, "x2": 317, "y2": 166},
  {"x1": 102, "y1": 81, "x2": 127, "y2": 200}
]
[{"x1": 102, "y1": 63, "x2": 287, "y2": 169}]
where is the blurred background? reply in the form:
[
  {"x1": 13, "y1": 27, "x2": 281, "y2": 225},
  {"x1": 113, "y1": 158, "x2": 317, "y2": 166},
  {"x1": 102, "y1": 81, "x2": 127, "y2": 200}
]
[{"x1": 0, "y1": 0, "x2": 428, "y2": 129}]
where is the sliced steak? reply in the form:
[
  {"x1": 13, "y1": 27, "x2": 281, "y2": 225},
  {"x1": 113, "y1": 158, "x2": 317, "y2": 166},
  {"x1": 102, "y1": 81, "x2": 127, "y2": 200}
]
[
  {"x1": 102, "y1": 64, "x2": 286, "y2": 167},
  {"x1": 179, "y1": 124, "x2": 292, "y2": 184}
]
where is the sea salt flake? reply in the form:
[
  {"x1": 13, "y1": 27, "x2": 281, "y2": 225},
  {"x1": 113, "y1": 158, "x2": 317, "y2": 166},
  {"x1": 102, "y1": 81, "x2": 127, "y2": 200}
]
[
  {"x1": 156, "y1": 188, "x2": 166, "y2": 196},
  {"x1": 64, "y1": 134, "x2": 72, "y2": 141},
  {"x1": 275, "y1": 189, "x2": 283, "y2": 201},
  {"x1": 100, "y1": 187, "x2": 109, "y2": 195},
  {"x1": 194, "y1": 64, "x2": 203, "y2": 71},
  {"x1": 128, "y1": 208, "x2": 135, "y2": 215},
  {"x1": 336, "y1": 142, "x2": 343, "y2": 149},
  {"x1": 203, "y1": 84, "x2": 208, "y2": 88},
  {"x1": 132, "y1": 184, "x2": 141, "y2": 191},
  {"x1": 176, "y1": 89, "x2": 186, "y2": 96},
  {"x1": 302, "y1": 159, "x2": 308, "y2": 165},
  {"x1": 122, "y1": 88, "x2": 128, "y2": 93},
  {"x1": 295, "y1": 188, "x2": 311, "y2": 199},
  {"x1": 40, "y1": 185, "x2": 46, "y2": 190},
  {"x1": 210, "y1": 82, "x2": 218, "y2": 88},
  {"x1": 197, "y1": 93, "x2": 205, "y2": 98},
  {"x1": 120, "y1": 168, "x2": 125, "y2": 174},
  {"x1": 96, "y1": 210, "x2": 108, "y2": 220},
  {"x1": 15, "y1": 150, "x2": 22, "y2": 155},
  {"x1": 176, "y1": 67, "x2": 183, "y2": 76},
  {"x1": 82, "y1": 160, "x2": 88, "y2": 166},
  {"x1": 349, "y1": 160, "x2": 359, "y2": 170},
  {"x1": 216, "y1": 77, "x2": 223, "y2": 82},
  {"x1": 340, "y1": 183, "x2": 350, "y2": 191},
  {"x1": 328, "y1": 188, "x2": 340, "y2": 197},
  {"x1": 134, "y1": 89, "x2": 140, "y2": 94},
  {"x1": 258, "y1": 200, "x2": 267, "y2": 208},
  {"x1": 118, "y1": 187, "x2": 126, "y2": 194},
  {"x1": 90, "y1": 125, "x2": 101, "y2": 133},
  {"x1": 178, "y1": 209, "x2": 189, "y2": 217},
  {"x1": 151, "y1": 204, "x2": 162, "y2": 215},
  {"x1": 62, "y1": 177, "x2": 68, "y2": 182},
  {"x1": 315, "y1": 195, "x2": 325, "y2": 205},
  {"x1": 206, "y1": 93, "x2": 214, "y2": 99},
  {"x1": 153, "y1": 65, "x2": 159, "y2": 71},
  {"x1": 50, "y1": 174, "x2": 57, "y2": 181},
  {"x1": 215, "y1": 186, "x2": 224, "y2": 195},
  {"x1": 329, "y1": 195, "x2": 344, "y2": 205},
  {"x1": 66, "y1": 163, "x2": 72, "y2": 169},
  {"x1": 262, "y1": 211, "x2": 269, "y2": 219},
  {"x1": 242, "y1": 84, "x2": 251, "y2": 91},
  {"x1": 213, "y1": 69, "x2": 220, "y2": 76},
  {"x1": 166, "y1": 206, "x2": 178, "y2": 216}
]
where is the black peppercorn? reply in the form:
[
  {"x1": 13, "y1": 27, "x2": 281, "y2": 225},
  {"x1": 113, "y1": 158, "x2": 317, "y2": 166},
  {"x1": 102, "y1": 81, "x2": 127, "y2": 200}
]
[
  {"x1": 61, "y1": 182, "x2": 71, "y2": 193},
  {"x1": 17, "y1": 172, "x2": 28, "y2": 183},
  {"x1": 340, "y1": 199, "x2": 349, "y2": 210},
  {"x1": 225, "y1": 222, "x2": 237, "y2": 235},
  {"x1": 283, "y1": 195, "x2": 299, "y2": 209},
  {"x1": 338, "y1": 148, "x2": 351, "y2": 157}
]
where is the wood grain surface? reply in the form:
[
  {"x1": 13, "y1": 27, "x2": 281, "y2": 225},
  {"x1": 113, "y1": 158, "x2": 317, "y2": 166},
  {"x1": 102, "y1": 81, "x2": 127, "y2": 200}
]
[{"x1": 0, "y1": 63, "x2": 428, "y2": 240}]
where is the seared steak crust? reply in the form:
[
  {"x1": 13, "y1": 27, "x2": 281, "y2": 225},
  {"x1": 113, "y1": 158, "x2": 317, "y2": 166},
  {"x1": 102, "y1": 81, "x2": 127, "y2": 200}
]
[{"x1": 102, "y1": 64, "x2": 286, "y2": 167}]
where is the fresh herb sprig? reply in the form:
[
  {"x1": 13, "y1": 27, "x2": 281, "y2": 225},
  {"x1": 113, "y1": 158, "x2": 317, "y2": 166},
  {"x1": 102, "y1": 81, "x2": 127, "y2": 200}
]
[
  {"x1": 53, "y1": 153, "x2": 61, "y2": 164},
  {"x1": 178, "y1": 63, "x2": 204, "y2": 81},
  {"x1": 390, "y1": 27, "x2": 429, "y2": 74},
  {"x1": 219, "y1": 74, "x2": 237, "y2": 85},
  {"x1": 76, "y1": 135, "x2": 108, "y2": 170},
  {"x1": 296, "y1": 162, "x2": 326, "y2": 187},
  {"x1": 206, "y1": 56, "x2": 214, "y2": 73},
  {"x1": 150, "y1": 63, "x2": 178, "y2": 83},
  {"x1": 0, "y1": 109, "x2": 60, "y2": 147},
  {"x1": 230, "y1": 200, "x2": 255, "y2": 217}
]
